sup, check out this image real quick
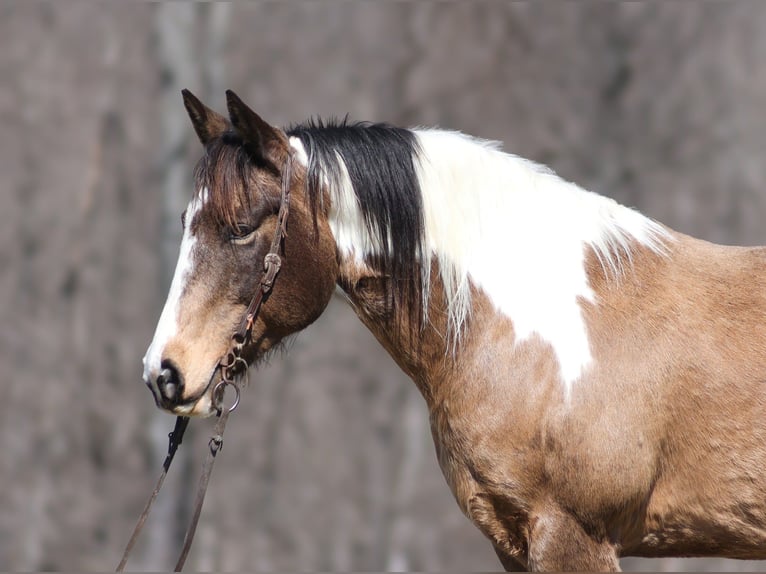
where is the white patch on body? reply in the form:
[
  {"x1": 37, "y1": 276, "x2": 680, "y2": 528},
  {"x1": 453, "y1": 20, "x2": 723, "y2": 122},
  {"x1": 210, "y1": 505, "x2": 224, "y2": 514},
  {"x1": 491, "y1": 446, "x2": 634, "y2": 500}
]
[{"x1": 142, "y1": 191, "x2": 205, "y2": 384}]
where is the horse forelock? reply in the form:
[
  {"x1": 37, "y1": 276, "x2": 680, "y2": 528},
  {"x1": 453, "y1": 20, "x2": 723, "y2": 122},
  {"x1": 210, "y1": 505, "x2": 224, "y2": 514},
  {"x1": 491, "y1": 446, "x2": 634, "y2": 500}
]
[{"x1": 192, "y1": 132, "x2": 280, "y2": 229}]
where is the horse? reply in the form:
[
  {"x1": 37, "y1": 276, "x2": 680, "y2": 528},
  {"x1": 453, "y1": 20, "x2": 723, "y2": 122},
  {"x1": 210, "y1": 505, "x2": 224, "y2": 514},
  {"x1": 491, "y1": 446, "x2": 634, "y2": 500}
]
[{"x1": 142, "y1": 89, "x2": 766, "y2": 571}]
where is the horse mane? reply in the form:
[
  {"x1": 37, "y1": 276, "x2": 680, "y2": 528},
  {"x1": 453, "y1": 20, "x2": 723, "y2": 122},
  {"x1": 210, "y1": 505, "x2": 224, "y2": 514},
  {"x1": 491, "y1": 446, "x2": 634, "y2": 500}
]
[
  {"x1": 289, "y1": 122, "x2": 669, "y2": 350},
  {"x1": 287, "y1": 119, "x2": 427, "y2": 332}
]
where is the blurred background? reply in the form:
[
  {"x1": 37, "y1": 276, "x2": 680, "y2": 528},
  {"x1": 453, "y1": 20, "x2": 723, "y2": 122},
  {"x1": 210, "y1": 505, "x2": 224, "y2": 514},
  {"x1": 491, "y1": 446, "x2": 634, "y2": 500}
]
[{"x1": 2, "y1": 2, "x2": 766, "y2": 571}]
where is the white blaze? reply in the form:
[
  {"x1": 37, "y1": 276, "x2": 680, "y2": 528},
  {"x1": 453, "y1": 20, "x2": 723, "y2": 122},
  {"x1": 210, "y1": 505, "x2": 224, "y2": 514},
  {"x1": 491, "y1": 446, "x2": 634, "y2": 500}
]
[{"x1": 142, "y1": 193, "x2": 204, "y2": 384}]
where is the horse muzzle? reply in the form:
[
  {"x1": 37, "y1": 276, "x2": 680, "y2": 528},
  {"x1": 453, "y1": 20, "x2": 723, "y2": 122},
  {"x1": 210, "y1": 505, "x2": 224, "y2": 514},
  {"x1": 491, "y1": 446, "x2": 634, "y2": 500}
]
[
  {"x1": 144, "y1": 363, "x2": 217, "y2": 417},
  {"x1": 144, "y1": 362, "x2": 182, "y2": 406}
]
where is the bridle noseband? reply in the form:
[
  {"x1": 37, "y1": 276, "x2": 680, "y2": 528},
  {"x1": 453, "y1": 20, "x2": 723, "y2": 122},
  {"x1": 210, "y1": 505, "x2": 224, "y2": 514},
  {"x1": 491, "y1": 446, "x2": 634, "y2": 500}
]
[{"x1": 118, "y1": 150, "x2": 294, "y2": 572}]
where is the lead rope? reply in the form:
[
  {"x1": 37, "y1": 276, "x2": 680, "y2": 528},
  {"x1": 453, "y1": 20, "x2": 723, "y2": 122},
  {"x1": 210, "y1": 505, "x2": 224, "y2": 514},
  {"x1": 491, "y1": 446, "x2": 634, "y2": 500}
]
[
  {"x1": 115, "y1": 377, "x2": 240, "y2": 574},
  {"x1": 116, "y1": 151, "x2": 293, "y2": 572},
  {"x1": 116, "y1": 415, "x2": 189, "y2": 572},
  {"x1": 173, "y1": 385, "x2": 238, "y2": 571}
]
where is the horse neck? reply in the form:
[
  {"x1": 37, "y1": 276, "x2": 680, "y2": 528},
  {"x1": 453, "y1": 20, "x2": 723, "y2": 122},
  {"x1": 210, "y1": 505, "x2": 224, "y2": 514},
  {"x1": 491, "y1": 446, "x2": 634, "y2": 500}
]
[
  {"x1": 335, "y1": 257, "x2": 465, "y2": 404},
  {"x1": 313, "y1": 127, "x2": 672, "y2": 401}
]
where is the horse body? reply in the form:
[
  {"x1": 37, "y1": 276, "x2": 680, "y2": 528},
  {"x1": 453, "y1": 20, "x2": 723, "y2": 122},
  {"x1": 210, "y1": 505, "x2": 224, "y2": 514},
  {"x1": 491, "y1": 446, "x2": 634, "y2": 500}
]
[
  {"x1": 142, "y1": 90, "x2": 766, "y2": 570},
  {"x1": 340, "y1": 217, "x2": 766, "y2": 567}
]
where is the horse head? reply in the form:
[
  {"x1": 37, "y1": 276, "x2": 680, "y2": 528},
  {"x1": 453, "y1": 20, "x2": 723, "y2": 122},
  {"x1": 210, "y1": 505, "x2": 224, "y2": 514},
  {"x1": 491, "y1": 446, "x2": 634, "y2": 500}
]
[{"x1": 142, "y1": 90, "x2": 338, "y2": 416}]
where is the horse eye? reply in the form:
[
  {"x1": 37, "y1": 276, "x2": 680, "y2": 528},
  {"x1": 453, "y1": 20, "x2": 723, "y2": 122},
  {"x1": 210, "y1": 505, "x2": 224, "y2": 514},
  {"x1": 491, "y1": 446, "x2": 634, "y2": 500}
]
[{"x1": 228, "y1": 224, "x2": 256, "y2": 244}]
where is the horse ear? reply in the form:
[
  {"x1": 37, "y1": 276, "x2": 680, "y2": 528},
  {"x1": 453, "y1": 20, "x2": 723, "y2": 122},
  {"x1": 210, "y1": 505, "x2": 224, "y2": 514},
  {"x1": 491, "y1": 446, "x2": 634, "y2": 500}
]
[
  {"x1": 182, "y1": 89, "x2": 228, "y2": 145},
  {"x1": 225, "y1": 90, "x2": 283, "y2": 157}
]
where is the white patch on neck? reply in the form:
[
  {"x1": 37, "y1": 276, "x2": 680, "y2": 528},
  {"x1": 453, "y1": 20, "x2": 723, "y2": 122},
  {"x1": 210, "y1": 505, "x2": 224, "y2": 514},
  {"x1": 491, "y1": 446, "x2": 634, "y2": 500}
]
[
  {"x1": 142, "y1": 191, "x2": 205, "y2": 382},
  {"x1": 413, "y1": 129, "x2": 669, "y2": 389}
]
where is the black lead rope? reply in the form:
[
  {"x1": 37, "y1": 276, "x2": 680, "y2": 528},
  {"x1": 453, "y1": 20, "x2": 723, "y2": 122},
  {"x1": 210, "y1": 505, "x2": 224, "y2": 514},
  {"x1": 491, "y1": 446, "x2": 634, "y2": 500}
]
[
  {"x1": 173, "y1": 403, "x2": 232, "y2": 571},
  {"x1": 165, "y1": 416, "x2": 191, "y2": 472},
  {"x1": 116, "y1": 415, "x2": 190, "y2": 572},
  {"x1": 116, "y1": 385, "x2": 239, "y2": 573}
]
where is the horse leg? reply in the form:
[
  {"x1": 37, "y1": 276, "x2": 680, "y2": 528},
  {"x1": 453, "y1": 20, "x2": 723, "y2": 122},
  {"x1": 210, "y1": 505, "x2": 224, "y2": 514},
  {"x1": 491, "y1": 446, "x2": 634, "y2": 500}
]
[
  {"x1": 527, "y1": 507, "x2": 620, "y2": 572},
  {"x1": 492, "y1": 542, "x2": 528, "y2": 571}
]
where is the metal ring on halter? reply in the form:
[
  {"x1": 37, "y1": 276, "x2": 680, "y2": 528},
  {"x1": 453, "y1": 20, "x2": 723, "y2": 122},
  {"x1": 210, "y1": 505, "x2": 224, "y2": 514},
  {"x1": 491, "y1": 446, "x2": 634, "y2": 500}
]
[
  {"x1": 223, "y1": 356, "x2": 250, "y2": 383},
  {"x1": 213, "y1": 380, "x2": 241, "y2": 413},
  {"x1": 226, "y1": 357, "x2": 250, "y2": 388},
  {"x1": 219, "y1": 351, "x2": 237, "y2": 370},
  {"x1": 232, "y1": 356, "x2": 249, "y2": 377}
]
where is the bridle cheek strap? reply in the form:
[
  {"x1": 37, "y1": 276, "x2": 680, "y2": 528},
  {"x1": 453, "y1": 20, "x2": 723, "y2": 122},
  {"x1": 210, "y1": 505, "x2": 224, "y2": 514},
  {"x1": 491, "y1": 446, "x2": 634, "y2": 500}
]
[{"x1": 213, "y1": 149, "x2": 293, "y2": 405}]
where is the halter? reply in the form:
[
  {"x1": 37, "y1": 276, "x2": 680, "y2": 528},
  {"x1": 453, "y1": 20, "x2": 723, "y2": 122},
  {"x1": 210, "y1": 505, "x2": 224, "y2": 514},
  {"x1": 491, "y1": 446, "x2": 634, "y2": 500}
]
[{"x1": 117, "y1": 150, "x2": 294, "y2": 572}]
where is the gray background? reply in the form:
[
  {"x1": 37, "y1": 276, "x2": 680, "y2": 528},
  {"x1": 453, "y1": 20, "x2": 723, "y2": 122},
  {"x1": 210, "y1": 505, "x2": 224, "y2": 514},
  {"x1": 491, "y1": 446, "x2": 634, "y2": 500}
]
[{"x1": 2, "y1": 2, "x2": 765, "y2": 571}]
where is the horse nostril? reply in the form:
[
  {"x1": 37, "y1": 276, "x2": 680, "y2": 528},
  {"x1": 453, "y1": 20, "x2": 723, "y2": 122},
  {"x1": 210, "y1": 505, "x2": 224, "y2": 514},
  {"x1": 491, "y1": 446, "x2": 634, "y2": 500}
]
[{"x1": 157, "y1": 361, "x2": 183, "y2": 402}]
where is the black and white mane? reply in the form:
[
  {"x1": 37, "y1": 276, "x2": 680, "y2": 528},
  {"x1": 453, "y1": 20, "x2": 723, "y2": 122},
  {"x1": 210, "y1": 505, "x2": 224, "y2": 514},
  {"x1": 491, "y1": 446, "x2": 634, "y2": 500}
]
[{"x1": 288, "y1": 120, "x2": 427, "y2": 323}]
